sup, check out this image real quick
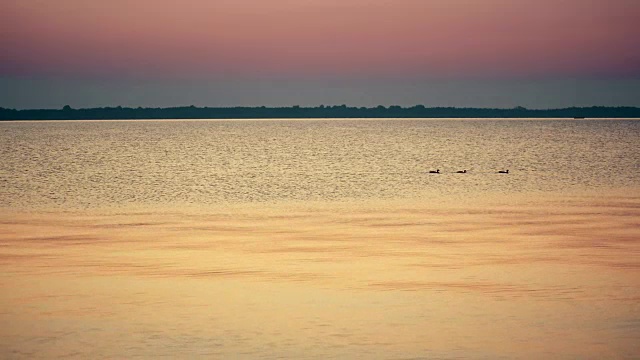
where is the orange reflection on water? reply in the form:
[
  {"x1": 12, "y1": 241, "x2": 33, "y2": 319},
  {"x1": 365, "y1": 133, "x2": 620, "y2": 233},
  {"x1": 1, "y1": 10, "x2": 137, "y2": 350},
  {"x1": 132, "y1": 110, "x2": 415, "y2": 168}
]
[{"x1": 1, "y1": 192, "x2": 639, "y2": 358}]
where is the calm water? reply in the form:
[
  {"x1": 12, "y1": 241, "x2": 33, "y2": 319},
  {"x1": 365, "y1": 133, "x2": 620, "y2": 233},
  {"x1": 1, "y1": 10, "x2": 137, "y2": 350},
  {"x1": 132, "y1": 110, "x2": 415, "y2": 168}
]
[
  {"x1": 1, "y1": 119, "x2": 639, "y2": 359},
  {"x1": 1, "y1": 119, "x2": 639, "y2": 209}
]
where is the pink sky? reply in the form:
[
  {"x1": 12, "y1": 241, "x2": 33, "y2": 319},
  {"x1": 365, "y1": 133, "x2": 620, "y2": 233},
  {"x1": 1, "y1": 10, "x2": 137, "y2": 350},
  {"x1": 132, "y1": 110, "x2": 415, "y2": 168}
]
[{"x1": 2, "y1": 0, "x2": 639, "y2": 79}]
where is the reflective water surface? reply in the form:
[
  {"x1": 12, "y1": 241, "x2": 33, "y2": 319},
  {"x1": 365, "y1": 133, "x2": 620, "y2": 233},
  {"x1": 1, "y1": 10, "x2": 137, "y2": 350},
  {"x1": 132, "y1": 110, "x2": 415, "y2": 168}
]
[
  {"x1": 0, "y1": 119, "x2": 639, "y2": 359},
  {"x1": 1, "y1": 119, "x2": 639, "y2": 208}
]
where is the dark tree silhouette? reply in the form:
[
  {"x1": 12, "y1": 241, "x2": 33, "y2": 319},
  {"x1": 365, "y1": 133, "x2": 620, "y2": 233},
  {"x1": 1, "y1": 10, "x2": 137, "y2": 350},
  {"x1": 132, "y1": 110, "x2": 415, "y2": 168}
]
[{"x1": 1, "y1": 105, "x2": 639, "y2": 120}]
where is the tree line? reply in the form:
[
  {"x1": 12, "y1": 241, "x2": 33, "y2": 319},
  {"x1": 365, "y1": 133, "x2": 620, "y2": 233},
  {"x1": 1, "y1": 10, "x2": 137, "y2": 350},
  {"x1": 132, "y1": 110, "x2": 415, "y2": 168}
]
[{"x1": 1, "y1": 105, "x2": 639, "y2": 120}]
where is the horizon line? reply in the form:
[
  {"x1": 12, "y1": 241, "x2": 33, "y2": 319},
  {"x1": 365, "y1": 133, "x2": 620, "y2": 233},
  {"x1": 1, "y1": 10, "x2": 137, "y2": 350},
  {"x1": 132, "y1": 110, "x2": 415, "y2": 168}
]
[{"x1": 3, "y1": 105, "x2": 640, "y2": 111}]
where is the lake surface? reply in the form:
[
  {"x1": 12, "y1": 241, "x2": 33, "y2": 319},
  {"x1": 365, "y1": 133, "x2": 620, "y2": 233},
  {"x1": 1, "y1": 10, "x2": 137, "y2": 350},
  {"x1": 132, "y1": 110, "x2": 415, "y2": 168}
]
[
  {"x1": 1, "y1": 119, "x2": 639, "y2": 209},
  {"x1": 1, "y1": 119, "x2": 639, "y2": 359}
]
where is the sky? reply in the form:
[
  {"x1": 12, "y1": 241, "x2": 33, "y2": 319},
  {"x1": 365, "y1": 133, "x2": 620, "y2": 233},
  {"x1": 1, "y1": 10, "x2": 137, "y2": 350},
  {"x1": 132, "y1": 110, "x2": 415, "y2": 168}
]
[{"x1": 1, "y1": 0, "x2": 639, "y2": 109}]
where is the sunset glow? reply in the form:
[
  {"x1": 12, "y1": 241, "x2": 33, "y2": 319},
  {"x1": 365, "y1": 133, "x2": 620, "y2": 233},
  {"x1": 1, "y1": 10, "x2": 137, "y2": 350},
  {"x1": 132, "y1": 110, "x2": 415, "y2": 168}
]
[
  {"x1": 1, "y1": 0, "x2": 639, "y2": 108},
  {"x1": 3, "y1": 0, "x2": 639, "y2": 78},
  {"x1": 2, "y1": 3, "x2": 640, "y2": 359}
]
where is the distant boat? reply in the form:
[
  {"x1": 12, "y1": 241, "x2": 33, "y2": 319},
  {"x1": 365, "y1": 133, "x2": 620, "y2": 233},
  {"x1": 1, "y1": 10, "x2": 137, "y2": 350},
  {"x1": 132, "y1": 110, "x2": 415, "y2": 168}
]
[
  {"x1": 456, "y1": 170, "x2": 467, "y2": 173},
  {"x1": 429, "y1": 169, "x2": 440, "y2": 174},
  {"x1": 498, "y1": 170, "x2": 509, "y2": 174}
]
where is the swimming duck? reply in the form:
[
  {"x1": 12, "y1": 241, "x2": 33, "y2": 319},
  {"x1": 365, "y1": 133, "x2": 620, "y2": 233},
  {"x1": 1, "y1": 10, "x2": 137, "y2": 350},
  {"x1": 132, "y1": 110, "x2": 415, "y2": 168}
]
[
  {"x1": 456, "y1": 170, "x2": 467, "y2": 173},
  {"x1": 498, "y1": 170, "x2": 509, "y2": 174},
  {"x1": 429, "y1": 169, "x2": 440, "y2": 174}
]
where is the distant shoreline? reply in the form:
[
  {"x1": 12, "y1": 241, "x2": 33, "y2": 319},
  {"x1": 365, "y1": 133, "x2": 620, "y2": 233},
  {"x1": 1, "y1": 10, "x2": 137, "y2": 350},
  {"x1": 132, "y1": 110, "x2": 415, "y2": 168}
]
[{"x1": 2, "y1": 105, "x2": 640, "y2": 120}]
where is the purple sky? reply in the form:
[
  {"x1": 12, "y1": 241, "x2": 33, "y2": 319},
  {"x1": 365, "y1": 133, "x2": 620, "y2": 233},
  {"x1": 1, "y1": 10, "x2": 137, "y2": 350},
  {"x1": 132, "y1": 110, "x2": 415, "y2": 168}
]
[{"x1": 1, "y1": 0, "x2": 639, "y2": 108}]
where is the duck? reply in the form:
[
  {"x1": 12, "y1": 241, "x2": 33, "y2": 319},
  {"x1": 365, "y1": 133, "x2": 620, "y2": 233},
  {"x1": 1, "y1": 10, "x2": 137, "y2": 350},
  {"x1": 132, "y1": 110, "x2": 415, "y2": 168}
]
[
  {"x1": 498, "y1": 170, "x2": 509, "y2": 174},
  {"x1": 429, "y1": 169, "x2": 440, "y2": 174},
  {"x1": 456, "y1": 170, "x2": 467, "y2": 173}
]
